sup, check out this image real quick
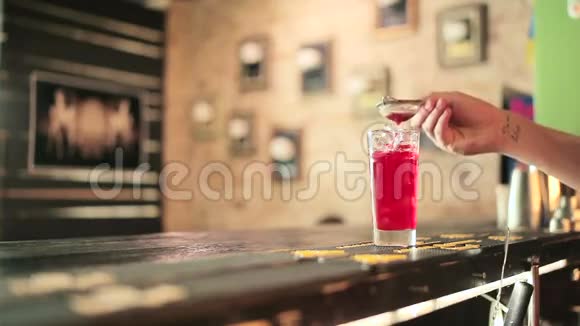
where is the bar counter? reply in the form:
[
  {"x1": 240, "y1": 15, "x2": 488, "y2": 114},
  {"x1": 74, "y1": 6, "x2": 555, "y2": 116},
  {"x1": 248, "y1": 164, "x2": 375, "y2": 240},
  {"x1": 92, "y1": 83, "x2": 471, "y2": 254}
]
[{"x1": 0, "y1": 227, "x2": 579, "y2": 325}]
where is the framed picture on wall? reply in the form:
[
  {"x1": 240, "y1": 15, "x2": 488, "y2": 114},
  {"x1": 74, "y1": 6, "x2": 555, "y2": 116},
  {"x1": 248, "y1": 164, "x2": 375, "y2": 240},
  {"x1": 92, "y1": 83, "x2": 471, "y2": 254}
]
[
  {"x1": 28, "y1": 71, "x2": 147, "y2": 176},
  {"x1": 227, "y1": 110, "x2": 256, "y2": 157},
  {"x1": 239, "y1": 36, "x2": 269, "y2": 91},
  {"x1": 190, "y1": 98, "x2": 220, "y2": 141},
  {"x1": 269, "y1": 128, "x2": 302, "y2": 181},
  {"x1": 437, "y1": 4, "x2": 488, "y2": 67},
  {"x1": 297, "y1": 42, "x2": 332, "y2": 94},
  {"x1": 376, "y1": 0, "x2": 418, "y2": 37},
  {"x1": 349, "y1": 66, "x2": 391, "y2": 119}
]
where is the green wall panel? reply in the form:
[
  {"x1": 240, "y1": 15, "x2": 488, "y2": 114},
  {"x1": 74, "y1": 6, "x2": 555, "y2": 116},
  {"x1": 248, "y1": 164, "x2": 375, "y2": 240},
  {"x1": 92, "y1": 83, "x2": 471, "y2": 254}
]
[{"x1": 535, "y1": 0, "x2": 580, "y2": 135}]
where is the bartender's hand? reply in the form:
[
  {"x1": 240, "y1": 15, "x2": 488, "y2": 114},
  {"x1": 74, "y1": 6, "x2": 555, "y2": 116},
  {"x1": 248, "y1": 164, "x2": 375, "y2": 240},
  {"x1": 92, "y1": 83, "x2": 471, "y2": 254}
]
[{"x1": 410, "y1": 91, "x2": 505, "y2": 155}]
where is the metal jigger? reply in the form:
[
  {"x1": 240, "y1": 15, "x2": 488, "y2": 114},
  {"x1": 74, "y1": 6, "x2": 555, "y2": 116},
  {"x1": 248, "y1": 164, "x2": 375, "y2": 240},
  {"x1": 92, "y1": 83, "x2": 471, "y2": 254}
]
[{"x1": 376, "y1": 96, "x2": 423, "y2": 118}]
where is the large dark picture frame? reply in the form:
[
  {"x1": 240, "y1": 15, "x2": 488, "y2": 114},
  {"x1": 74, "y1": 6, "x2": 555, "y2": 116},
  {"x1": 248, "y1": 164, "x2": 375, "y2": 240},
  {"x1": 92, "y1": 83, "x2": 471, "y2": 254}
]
[{"x1": 28, "y1": 71, "x2": 148, "y2": 178}]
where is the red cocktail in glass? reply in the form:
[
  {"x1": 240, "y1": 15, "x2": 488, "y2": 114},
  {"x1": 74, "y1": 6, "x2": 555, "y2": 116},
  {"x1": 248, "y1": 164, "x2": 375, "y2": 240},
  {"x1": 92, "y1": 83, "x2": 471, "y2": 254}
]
[{"x1": 368, "y1": 127, "x2": 420, "y2": 246}]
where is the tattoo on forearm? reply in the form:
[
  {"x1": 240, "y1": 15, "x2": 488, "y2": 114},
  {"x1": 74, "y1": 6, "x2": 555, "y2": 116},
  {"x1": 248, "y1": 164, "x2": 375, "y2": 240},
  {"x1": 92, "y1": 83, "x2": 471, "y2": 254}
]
[{"x1": 502, "y1": 114, "x2": 521, "y2": 142}]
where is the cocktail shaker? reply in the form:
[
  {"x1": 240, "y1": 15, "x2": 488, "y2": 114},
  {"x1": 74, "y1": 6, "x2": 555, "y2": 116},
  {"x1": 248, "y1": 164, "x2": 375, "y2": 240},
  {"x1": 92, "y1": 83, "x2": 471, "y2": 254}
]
[{"x1": 505, "y1": 164, "x2": 542, "y2": 231}]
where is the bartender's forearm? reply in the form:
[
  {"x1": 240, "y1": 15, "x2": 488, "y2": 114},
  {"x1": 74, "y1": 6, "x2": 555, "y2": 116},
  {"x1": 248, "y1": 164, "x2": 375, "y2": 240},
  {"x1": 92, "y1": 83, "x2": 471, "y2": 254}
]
[{"x1": 498, "y1": 112, "x2": 580, "y2": 190}]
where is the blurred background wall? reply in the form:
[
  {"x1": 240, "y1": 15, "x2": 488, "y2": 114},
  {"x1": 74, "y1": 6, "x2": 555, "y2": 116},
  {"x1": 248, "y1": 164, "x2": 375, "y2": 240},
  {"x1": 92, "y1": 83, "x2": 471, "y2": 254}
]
[{"x1": 164, "y1": 0, "x2": 534, "y2": 231}]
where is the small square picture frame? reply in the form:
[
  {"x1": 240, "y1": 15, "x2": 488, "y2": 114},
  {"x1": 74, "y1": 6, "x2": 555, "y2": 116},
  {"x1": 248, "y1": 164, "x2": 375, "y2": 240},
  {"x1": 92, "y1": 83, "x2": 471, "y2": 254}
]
[
  {"x1": 227, "y1": 110, "x2": 256, "y2": 157},
  {"x1": 437, "y1": 4, "x2": 488, "y2": 68},
  {"x1": 238, "y1": 36, "x2": 269, "y2": 92},
  {"x1": 349, "y1": 66, "x2": 391, "y2": 120},
  {"x1": 190, "y1": 97, "x2": 220, "y2": 142},
  {"x1": 297, "y1": 41, "x2": 332, "y2": 94},
  {"x1": 376, "y1": 0, "x2": 418, "y2": 38},
  {"x1": 269, "y1": 127, "x2": 302, "y2": 181}
]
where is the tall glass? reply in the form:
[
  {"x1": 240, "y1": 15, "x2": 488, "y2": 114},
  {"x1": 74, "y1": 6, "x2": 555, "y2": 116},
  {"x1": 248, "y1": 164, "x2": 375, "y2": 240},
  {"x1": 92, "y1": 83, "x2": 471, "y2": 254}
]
[{"x1": 368, "y1": 124, "x2": 420, "y2": 246}]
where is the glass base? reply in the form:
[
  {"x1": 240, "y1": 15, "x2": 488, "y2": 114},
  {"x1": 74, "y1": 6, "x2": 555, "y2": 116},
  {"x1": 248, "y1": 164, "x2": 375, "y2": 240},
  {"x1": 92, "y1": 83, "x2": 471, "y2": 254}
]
[{"x1": 373, "y1": 228, "x2": 416, "y2": 247}]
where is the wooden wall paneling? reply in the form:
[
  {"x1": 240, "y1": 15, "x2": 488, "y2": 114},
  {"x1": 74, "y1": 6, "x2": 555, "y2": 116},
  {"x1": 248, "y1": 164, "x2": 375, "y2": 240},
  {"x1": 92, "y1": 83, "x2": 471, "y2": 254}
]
[{"x1": 1, "y1": 0, "x2": 165, "y2": 240}]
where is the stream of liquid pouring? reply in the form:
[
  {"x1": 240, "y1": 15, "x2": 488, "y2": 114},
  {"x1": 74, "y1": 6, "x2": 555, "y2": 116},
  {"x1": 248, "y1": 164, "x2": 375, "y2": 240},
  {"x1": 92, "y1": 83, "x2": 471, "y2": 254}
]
[{"x1": 385, "y1": 112, "x2": 415, "y2": 125}]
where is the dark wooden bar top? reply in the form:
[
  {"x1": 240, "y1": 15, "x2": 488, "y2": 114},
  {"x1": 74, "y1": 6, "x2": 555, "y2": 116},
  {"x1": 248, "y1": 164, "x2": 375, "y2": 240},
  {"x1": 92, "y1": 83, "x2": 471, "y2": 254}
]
[{"x1": 1, "y1": 227, "x2": 579, "y2": 325}]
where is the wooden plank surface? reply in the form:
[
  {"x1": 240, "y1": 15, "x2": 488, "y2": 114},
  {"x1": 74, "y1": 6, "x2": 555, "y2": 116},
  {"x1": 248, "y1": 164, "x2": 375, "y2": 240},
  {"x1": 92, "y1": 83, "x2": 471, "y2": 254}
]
[{"x1": 0, "y1": 228, "x2": 578, "y2": 325}]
